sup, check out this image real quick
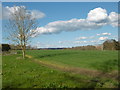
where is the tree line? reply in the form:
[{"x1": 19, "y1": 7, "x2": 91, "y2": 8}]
[
  {"x1": 71, "y1": 39, "x2": 120, "y2": 50},
  {"x1": 1, "y1": 39, "x2": 120, "y2": 51}
]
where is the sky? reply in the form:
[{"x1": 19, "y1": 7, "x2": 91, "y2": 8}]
[
  {"x1": 1, "y1": 0, "x2": 120, "y2": 2},
  {"x1": 2, "y1": 2, "x2": 119, "y2": 48}
]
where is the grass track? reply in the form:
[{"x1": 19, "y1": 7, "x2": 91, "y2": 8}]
[
  {"x1": 25, "y1": 54, "x2": 118, "y2": 80},
  {"x1": 26, "y1": 50, "x2": 118, "y2": 71}
]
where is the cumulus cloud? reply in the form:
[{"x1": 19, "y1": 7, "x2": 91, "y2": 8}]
[
  {"x1": 33, "y1": 7, "x2": 119, "y2": 36},
  {"x1": 3, "y1": 6, "x2": 45, "y2": 20},
  {"x1": 99, "y1": 37, "x2": 108, "y2": 41},
  {"x1": 87, "y1": 8, "x2": 108, "y2": 23},
  {"x1": 34, "y1": 18, "x2": 104, "y2": 35},
  {"x1": 3, "y1": 6, "x2": 119, "y2": 36},
  {"x1": 108, "y1": 12, "x2": 120, "y2": 27}
]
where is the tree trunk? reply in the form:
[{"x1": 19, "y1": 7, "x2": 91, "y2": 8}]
[
  {"x1": 22, "y1": 44, "x2": 26, "y2": 59},
  {"x1": 22, "y1": 48, "x2": 25, "y2": 59}
]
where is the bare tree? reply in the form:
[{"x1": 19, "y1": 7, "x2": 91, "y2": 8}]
[{"x1": 5, "y1": 6, "x2": 38, "y2": 59}]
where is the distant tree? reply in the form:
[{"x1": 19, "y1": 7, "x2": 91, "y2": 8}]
[
  {"x1": 2, "y1": 44, "x2": 11, "y2": 51},
  {"x1": 5, "y1": 6, "x2": 38, "y2": 59},
  {"x1": 71, "y1": 45, "x2": 97, "y2": 50},
  {"x1": 84, "y1": 45, "x2": 97, "y2": 50},
  {"x1": 10, "y1": 44, "x2": 21, "y2": 50},
  {"x1": 118, "y1": 42, "x2": 120, "y2": 50},
  {"x1": 103, "y1": 39, "x2": 119, "y2": 50}
]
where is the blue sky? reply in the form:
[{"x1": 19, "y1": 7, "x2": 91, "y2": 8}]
[{"x1": 2, "y1": 2, "x2": 118, "y2": 48}]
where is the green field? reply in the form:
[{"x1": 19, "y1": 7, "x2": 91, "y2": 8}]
[{"x1": 2, "y1": 50, "x2": 118, "y2": 88}]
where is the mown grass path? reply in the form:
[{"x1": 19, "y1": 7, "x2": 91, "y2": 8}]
[{"x1": 26, "y1": 54, "x2": 118, "y2": 80}]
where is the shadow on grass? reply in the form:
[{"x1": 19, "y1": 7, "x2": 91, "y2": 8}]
[
  {"x1": 35, "y1": 52, "x2": 78, "y2": 59},
  {"x1": 63, "y1": 73, "x2": 100, "y2": 88},
  {"x1": 92, "y1": 59, "x2": 118, "y2": 73}
]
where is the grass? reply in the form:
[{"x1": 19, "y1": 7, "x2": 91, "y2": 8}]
[
  {"x1": 2, "y1": 54, "x2": 93, "y2": 88},
  {"x1": 2, "y1": 50, "x2": 119, "y2": 88},
  {"x1": 26, "y1": 50, "x2": 118, "y2": 71}
]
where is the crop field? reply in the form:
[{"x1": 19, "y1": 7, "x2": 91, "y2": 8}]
[{"x1": 2, "y1": 50, "x2": 118, "y2": 88}]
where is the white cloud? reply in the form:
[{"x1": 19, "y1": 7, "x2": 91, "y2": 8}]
[
  {"x1": 73, "y1": 41, "x2": 87, "y2": 44},
  {"x1": 99, "y1": 37, "x2": 108, "y2": 41},
  {"x1": 58, "y1": 40, "x2": 75, "y2": 44},
  {"x1": 33, "y1": 7, "x2": 119, "y2": 36},
  {"x1": 34, "y1": 18, "x2": 106, "y2": 35},
  {"x1": 58, "y1": 41, "x2": 68, "y2": 44},
  {"x1": 34, "y1": 42, "x2": 58, "y2": 48},
  {"x1": 76, "y1": 36, "x2": 87, "y2": 40},
  {"x1": 102, "y1": 32, "x2": 111, "y2": 35},
  {"x1": 89, "y1": 36, "x2": 95, "y2": 39},
  {"x1": 76, "y1": 36, "x2": 95, "y2": 40},
  {"x1": 90, "y1": 40, "x2": 98, "y2": 43},
  {"x1": 3, "y1": 6, "x2": 45, "y2": 20},
  {"x1": 108, "y1": 12, "x2": 120, "y2": 27},
  {"x1": 29, "y1": 10, "x2": 45, "y2": 20},
  {"x1": 58, "y1": 40, "x2": 88, "y2": 44},
  {"x1": 108, "y1": 12, "x2": 118, "y2": 22},
  {"x1": 3, "y1": 6, "x2": 119, "y2": 36},
  {"x1": 97, "y1": 34, "x2": 101, "y2": 36},
  {"x1": 97, "y1": 32, "x2": 111, "y2": 36},
  {"x1": 87, "y1": 7, "x2": 108, "y2": 23}
]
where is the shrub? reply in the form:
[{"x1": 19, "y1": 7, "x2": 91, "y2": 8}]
[{"x1": 2, "y1": 44, "x2": 11, "y2": 51}]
